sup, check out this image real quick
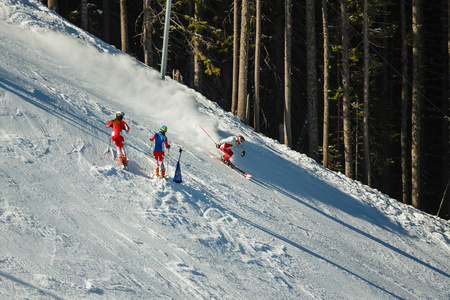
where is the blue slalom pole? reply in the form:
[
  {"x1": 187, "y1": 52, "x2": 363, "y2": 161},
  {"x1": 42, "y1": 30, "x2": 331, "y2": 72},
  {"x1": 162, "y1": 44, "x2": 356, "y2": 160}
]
[{"x1": 173, "y1": 148, "x2": 183, "y2": 183}]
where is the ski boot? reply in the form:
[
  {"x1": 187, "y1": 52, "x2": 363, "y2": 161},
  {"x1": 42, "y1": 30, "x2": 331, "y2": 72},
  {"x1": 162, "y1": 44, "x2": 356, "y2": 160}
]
[{"x1": 221, "y1": 157, "x2": 231, "y2": 166}]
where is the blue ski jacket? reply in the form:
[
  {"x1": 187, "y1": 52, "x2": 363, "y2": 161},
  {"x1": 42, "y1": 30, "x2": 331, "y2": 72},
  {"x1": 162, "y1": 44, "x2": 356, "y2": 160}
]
[{"x1": 151, "y1": 132, "x2": 168, "y2": 152}]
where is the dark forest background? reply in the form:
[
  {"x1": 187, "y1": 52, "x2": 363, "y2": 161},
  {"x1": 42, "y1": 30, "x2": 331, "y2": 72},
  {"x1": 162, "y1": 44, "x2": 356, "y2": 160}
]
[{"x1": 40, "y1": 0, "x2": 450, "y2": 220}]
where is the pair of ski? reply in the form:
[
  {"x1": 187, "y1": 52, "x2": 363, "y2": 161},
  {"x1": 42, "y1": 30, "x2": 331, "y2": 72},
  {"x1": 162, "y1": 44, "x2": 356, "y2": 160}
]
[
  {"x1": 150, "y1": 173, "x2": 168, "y2": 180},
  {"x1": 121, "y1": 163, "x2": 167, "y2": 180},
  {"x1": 105, "y1": 141, "x2": 129, "y2": 171},
  {"x1": 221, "y1": 159, "x2": 252, "y2": 179}
]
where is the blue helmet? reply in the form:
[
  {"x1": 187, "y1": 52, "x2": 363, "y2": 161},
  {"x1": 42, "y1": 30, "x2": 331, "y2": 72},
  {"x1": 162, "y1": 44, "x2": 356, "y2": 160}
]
[{"x1": 160, "y1": 125, "x2": 167, "y2": 132}]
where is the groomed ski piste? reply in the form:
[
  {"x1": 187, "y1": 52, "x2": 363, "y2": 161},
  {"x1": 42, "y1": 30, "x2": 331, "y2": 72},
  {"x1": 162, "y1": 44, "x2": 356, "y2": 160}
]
[{"x1": 0, "y1": 1, "x2": 449, "y2": 299}]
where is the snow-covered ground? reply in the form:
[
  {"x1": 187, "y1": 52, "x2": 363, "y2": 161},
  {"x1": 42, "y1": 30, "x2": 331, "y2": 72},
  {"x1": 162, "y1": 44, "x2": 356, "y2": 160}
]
[{"x1": 0, "y1": 1, "x2": 449, "y2": 299}]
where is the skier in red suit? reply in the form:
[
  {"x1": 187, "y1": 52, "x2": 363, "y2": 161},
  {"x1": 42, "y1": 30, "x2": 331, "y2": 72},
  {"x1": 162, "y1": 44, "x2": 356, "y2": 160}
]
[
  {"x1": 106, "y1": 111, "x2": 130, "y2": 168},
  {"x1": 216, "y1": 135, "x2": 245, "y2": 165}
]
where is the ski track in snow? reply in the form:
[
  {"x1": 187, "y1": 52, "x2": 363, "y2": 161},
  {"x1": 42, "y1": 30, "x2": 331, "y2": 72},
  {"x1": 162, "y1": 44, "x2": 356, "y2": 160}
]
[{"x1": 0, "y1": 1, "x2": 449, "y2": 299}]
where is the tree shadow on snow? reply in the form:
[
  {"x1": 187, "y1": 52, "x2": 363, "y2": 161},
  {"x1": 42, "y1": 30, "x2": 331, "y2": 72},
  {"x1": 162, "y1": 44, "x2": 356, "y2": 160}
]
[
  {"x1": 243, "y1": 148, "x2": 450, "y2": 282},
  {"x1": 174, "y1": 179, "x2": 405, "y2": 299}
]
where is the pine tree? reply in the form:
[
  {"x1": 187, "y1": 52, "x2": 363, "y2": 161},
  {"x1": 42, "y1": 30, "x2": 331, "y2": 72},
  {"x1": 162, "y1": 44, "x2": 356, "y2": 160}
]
[
  {"x1": 143, "y1": 0, "x2": 153, "y2": 67},
  {"x1": 120, "y1": 0, "x2": 129, "y2": 53},
  {"x1": 48, "y1": 0, "x2": 58, "y2": 12},
  {"x1": 237, "y1": 0, "x2": 249, "y2": 124},
  {"x1": 322, "y1": 0, "x2": 330, "y2": 168},
  {"x1": 401, "y1": 0, "x2": 410, "y2": 204},
  {"x1": 363, "y1": 0, "x2": 371, "y2": 186},
  {"x1": 81, "y1": 0, "x2": 88, "y2": 31},
  {"x1": 306, "y1": 0, "x2": 318, "y2": 160},
  {"x1": 412, "y1": 0, "x2": 423, "y2": 209},
  {"x1": 193, "y1": 1, "x2": 203, "y2": 93},
  {"x1": 283, "y1": 0, "x2": 292, "y2": 147},
  {"x1": 341, "y1": 0, "x2": 353, "y2": 179},
  {"x1": 231, "y1": 0, "x2": 239, "y2": 116},
  {"x1": 254, "y1": 0, "x2": 261, "y2": 132}
]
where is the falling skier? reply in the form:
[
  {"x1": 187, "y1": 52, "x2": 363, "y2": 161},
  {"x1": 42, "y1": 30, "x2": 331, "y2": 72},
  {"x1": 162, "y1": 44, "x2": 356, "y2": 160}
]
[
  {"x1": 106, "y1": 111, "x2": 130, "y2": 169},
  {"x1": 216, "y1": 135, "x2": 246, "y2": 165},
  {"x1": 150, "y1": 125, "x2": 171, "y2": 177}
]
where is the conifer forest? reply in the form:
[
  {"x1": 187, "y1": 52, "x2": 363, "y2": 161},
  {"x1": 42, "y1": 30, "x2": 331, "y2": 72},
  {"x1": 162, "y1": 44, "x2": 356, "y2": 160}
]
[{"x1": 40, "y1": 0, "x2": 450, "y2": 220}]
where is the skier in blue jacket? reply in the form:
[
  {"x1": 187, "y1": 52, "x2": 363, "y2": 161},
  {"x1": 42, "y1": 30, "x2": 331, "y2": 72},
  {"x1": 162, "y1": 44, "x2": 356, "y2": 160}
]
[{"x1": 150, "y1": 125, "x2": 170, "y2": 177}]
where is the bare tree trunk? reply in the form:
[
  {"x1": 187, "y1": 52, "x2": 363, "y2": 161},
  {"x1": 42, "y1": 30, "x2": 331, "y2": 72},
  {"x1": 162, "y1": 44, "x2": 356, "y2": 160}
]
[
  {"x1": 120, "y1": 0, "x2": 129, "y2": 53},
  {"x1": 81, "y1": 0, "x2": 88, "y2": 31},
  {"x1": 237, "y1": 0, "x2": 249, "y2": 124},
  {"x1": 143, "y1": 0, "x2": 153, "y2": 67},
  {"x1": 246, "y1": 94, "x2": 251, "y2": 123},
  {"x1": 193, "y1": 2, "x2": 203, "y2": 93},
  {"x1": 103, "y1": 0, "x2": 111, "y2": 43},
  {"x1": 322, "y1": 0, "x2": 330, "y2": 168},
  {"x1": 254, "y1": 0, "x2": 261, "y2": 132},
  {"x1": 341, "y1": 0, "x2": 353, "y2": 178},
  {"x1": 440, "y1": 0, "x2": 448, "y2": 218},
  {"x1": 448, "y1": 0, "x2": 450, "y2": 217},
  {"x1": 283, "y1": 0, "x2": 292, "y2": 147},
  {"x1": 47, "y1": 0, "x2": 58, "y2": 11},
  {"x1": 401, "y1": 0, "x2": 410, "y2": 204},
  {"x1": 306, "y1": 0, "x2": 318, "y2": 160},
  {"x1": 363, "y1": 0, "x2": 371, "y2": 186},
  {"x1": 231, "y1": 0, "x2": 240, "y2": 116},
  {"x1": 412, "y1": 0, "x2": 423, "y2": 209}
]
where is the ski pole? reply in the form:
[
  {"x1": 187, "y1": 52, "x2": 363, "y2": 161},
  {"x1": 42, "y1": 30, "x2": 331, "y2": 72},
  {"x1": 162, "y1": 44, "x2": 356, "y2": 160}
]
[
  {"x1": 104, "y1": 128, "x2": 112, "y2": 154},
  {"x1": 144, "y1": 140, "x2": 153, "y2": 170},
  {"x1": 199, "y1": 125, "x2": 217, "y2": 145},
  {"x1": 105, "y1": 136, "x2": 111, "y2": 154},
  {"x1": 167, "y1": 147, "x2": 170, "y2": 176},
  {"x1": 107, "y1": 134, "x2": 117, "y2": 158}
]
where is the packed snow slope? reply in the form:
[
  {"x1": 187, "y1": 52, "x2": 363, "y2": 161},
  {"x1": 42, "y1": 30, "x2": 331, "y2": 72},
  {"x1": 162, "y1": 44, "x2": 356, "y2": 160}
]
[{"x1": 1, "y1": 1, "x2": 450, "y2": 299}]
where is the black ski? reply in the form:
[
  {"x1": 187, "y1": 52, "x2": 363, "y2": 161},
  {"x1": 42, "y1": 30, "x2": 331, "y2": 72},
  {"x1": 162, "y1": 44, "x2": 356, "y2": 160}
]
[{"x1": 221, "y1": 159, "x2": 251, "y2": 179}]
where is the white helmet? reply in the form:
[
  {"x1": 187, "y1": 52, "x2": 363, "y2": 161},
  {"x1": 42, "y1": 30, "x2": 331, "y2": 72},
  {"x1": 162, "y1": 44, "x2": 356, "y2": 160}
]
[{"x1": 116, "y1": 111, "x2": 124, "y2": 118}]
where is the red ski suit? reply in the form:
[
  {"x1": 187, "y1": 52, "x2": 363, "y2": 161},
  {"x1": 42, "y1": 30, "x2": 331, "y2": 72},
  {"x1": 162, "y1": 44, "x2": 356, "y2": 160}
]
[
  {"x1": 150, "y1": 132, "x2": 169, "y2": 173},
  {"x1": 106, "y1": 118, "x2": 129, "y2": 162},
  {"x1": 106, "y1": 118, "x2": 129, "y2": 147},
  {"x1": 218, "y1": 136, "x2": 244, "y2": 162}
]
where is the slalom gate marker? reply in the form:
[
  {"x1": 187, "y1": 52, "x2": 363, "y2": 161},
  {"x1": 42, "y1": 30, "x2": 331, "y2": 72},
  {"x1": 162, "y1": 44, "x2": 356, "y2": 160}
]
[{"x1": 173, "y1": 148, "x2": 183, "y2": 183}]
